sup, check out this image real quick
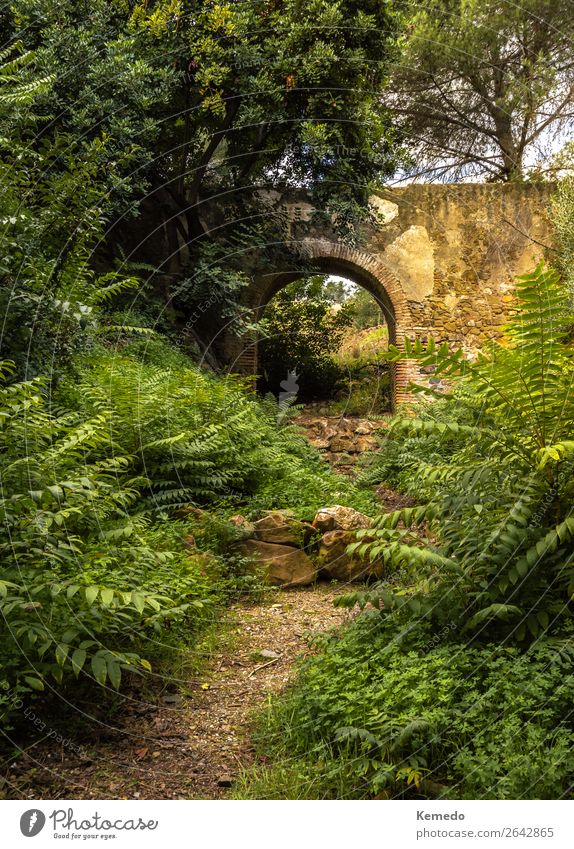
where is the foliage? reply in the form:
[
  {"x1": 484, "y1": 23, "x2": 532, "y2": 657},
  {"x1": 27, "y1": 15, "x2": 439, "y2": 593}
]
[
  {"x1": 357, "y1": 388, "x2": 477, "y2": 491},
  {"x1": 344, "y1": 288, "x2": 385, "y2": 330},
  {"x1": 346, "y1": 263, "x2": 574, "y2": 643},
  {"x1": 552, "y1": 177, "x2": 574, "y2": 304},
  {"x1": 0, "y1": 316, "x2": 375, "y2": 728},
  {"x1": 0, "y1": 361, "x2": 220, "y2": 723},
  {"x1": 329, "y1": 325, "x2": 391, "y2": 416},
  {"x1": 259, "y1": 279, "x2": 354, "y2": 401},
  {"x1": 0, "y1": 2, "x2": 405, "y2": 375},
  {"x1": 2, "y1": 0, "x2": 402, "y2": 295},
  {"x1": 235, "y1": 614, "x2": 574, "y2": 799},
  {"x1": 0, "y1": 39, "x2": 151, "y2": 379},
  {"x1": 385, "y1": 0, "x2": 574, "y2": 181},
  {"x1": 61, "y1": 339, "x2": 363, "y2": 514}
]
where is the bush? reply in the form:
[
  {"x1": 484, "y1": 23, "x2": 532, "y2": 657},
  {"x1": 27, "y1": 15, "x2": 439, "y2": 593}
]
[
  {"x1": 348, "y1": 264, "x2": 574, "y2": 644},
  {"x1": 258, "y1": 280, "x2": 353, "y2": 401},
  {"x1": 236, "y1": 614, "x2": 574, "y2": 799},
  {"x1": 0, "y1": 361, "x2": 220, "y2": 725},
  {"x1": 60, "y1": 340, "x2": 377, "y2": 518},
  {"x1": 238, "y1": 263, "x2": 574, "y2": 802},
  {"x1": 0, "y1": 335, "x2": 377, "y2": 727}
]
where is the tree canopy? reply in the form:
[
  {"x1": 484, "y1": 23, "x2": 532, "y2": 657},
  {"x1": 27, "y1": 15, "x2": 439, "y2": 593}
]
[{"x1": 385, "y1": 0, "x2": 574, "y2": 181}]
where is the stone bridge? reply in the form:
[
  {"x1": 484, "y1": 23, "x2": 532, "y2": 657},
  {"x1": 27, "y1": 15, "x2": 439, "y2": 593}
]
[{"x1": 221, "y1": 183, "x2": 554, "y2": 406}]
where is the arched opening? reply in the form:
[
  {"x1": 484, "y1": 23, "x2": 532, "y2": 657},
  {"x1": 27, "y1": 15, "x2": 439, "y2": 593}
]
[
  {"x1": 257, "y1": 270, "x2": 393, "y2": 415},
  {"x1": 223, "y1": 242, "x2": 417, "y2": 409}
]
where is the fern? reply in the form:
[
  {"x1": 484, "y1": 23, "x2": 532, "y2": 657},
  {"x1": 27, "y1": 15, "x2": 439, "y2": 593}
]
[{"x1": 349, "y1": 264, "x2": 574, "y2": 642}]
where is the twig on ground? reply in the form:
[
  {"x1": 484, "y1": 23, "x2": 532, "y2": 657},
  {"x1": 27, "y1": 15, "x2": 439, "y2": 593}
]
[{"x1": 247, "y1": 654, "x2": 283, "y2": 678}]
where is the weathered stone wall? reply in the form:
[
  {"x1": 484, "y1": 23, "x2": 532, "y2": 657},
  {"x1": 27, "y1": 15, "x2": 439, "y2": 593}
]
[
  {"x1": 221, "y1": 182, "x2": 555, "y2": 405},
  {"x1": 365, "y1": 183, "x2": 554, "y2": 353}
]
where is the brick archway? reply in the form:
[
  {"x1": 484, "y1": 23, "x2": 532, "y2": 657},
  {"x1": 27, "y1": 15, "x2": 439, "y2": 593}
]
[{"x1": 227, "y1": 239, "x2": 420, "y2": 408}]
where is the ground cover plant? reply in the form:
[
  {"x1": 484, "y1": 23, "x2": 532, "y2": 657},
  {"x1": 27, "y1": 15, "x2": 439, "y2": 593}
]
[{"x1": 236, "y1": 263, "x2": 574, "y2": 800}]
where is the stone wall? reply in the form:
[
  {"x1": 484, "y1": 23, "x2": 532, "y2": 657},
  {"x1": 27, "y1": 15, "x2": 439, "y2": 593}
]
[
  {"x1": 220, "y1": 182, "x2": 555, "y2": 404},
  {"x1": 365, "y1": 183, "x2": 554, "y2": 354}
]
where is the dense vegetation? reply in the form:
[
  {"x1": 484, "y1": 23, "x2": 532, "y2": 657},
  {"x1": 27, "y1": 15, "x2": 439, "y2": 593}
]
[
  {"x1": 0, "y1": 13, "x2": 381, "y2": 732},
  {"x1": 237, "y1": 263, "x2": 574, "y2": 800},
  {"x1": 1, "y1": 0, "x2": 574, "y2": 805},
  {"x1": 259, "y1": 275, "x2": 391, "y2": 412},
  {"x1": 0, "y1": 331, "x2": 379, "y2": 726}
]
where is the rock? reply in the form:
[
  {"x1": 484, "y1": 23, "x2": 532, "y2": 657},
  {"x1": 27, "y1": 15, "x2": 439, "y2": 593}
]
[
  {"x1": 253, "y1": 512, "x2": 303, "y2": 545},
  {"x1": 174, "y1": 505, "x2": 206, "y2": 521},
  {"x1": 312, "y1": 505, "x2": 373, "y2": 533},
  {"x1": 309, "y1": 438, "x2": 330, "y2": 450},
  {"x1": 239, "y1": 540, "x2": 317, "y2": 586},
  {"x1": 356, "y1": 436, "x2": 376, "y2": 453},
  {"x1": 330, "y1": 436, "x2": 355, "y2": 453},
  {"x1": 228, "y1": 515, "x2": 256, "y2": 538},
  {"x1": 317, "y1": 530, "x2": 383, "y2": 582},
  {"x1": 256, "y1": 649, "x2": 281, "y2": 660}
]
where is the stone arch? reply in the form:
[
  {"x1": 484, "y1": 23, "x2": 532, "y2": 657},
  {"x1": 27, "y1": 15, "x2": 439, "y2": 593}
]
[{"x1": 227, "y1": 239, "x2": 419, "y2": 408}]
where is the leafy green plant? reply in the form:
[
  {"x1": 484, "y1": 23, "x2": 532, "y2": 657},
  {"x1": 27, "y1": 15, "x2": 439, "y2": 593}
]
[
  {"x1": 0, "y1": 361, "x2": 218, "y2": 722},
  {"x1": 345, "y1": 263, "x2": 574, "y2": 642},
  {"x1": 236, "y1": 614, "x2": 574, "y2": 799},
  {"x1": 259, "y1": 279, "x2": 354, "y2": 401}
]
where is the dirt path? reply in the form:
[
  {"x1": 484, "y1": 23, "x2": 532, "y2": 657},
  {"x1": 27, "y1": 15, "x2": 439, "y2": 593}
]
[
  {"x1": 3, "y1": 412, "x2": 391, "y2": 801},
  {"x1": 3, "y1": 585, "x2": 350, "y2": 800}
]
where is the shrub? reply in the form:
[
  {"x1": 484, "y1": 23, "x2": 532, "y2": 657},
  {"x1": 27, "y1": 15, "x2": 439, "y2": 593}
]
[
  {"x1": 347, "y1": 264, "x2": 574, "y2": 644},
  {"x1": 0, "y1": 334, "x2": 377, "y2": 726},
  {"x1": 0, "y1": 362, "x2": 219, "y2": 725},
  {"x1": 61, "y1": 340, "x2": 377, "y2": 519},
  {"x1": 236, "y1": 614, "x2": 574, "y2": 799},
  {"x1": 258, "y1": 280, "x2": 354, "y2": 401}
]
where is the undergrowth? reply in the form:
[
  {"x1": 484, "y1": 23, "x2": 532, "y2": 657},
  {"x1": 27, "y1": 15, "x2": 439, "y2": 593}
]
[
  {"x1": 237, "y1": 263, "x2": 574, "y2": 800},
  {"x1": 0, "y1": 335, "x2": 370, "y2": 729}
]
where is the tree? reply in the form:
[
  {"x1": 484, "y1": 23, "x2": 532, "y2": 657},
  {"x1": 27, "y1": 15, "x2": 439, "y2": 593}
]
[
  {"x1": 346, "y1": 286, "x2": 384, "y2": 329},
  {"x1": 384, "y1": 0, "x2": 574, "y2": 181},
  {"x1": 3, "y1": 0, "x2": 401, "y2": 251},
  {"x1": 2, "y1": 0, "x2": 402, "y2": 350}
]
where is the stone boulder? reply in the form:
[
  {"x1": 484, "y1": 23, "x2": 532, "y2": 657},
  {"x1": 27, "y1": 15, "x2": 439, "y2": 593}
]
[
  {"x1": 253, "y1": 511, "x2": 305, "y2": 545},
  {"x1": 239, "y1": 540, "x2": 317, "y2": 587},
  {"x1": 228, "y1": 515, "x2": 256, "y2": 539},
  {"x1": 317, "y1": 530, "x2": 383, "y2": 583},
  {"x1": 330, "y1": 435, "x2": 356, "y2": 454},
  {"x1": 312, "y1": 505, "x2": 373, "y2": 534}
]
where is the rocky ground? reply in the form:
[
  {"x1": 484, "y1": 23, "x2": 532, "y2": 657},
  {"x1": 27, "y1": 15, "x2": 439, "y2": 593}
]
[{"x1": 293, "y1": 413, "x2": 388, "y2": 475}]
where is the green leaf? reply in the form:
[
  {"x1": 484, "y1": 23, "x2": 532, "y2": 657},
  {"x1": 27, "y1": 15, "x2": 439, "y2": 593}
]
[
  {"x1": 100, "y1": 588, "x2": 114, "y2": 606},
  {"x1": 71, "y1": 648, "x2": 87, "y2": 677},
  {"x1": 85, "y1": 586, "x2": 99, "y2": 606},
  {"x1": 91, "y1": 654, "x2": 108, "y2": 686},
  {"x1": 55, "y1": 643, "x2": 69, "y2": 668},
  {"x1": 24, "y1": 676, "x2": 44, "y2": 691},
  {"x1": 107, "y1": 660, "x2": 121, "y2": 690},
  {"x1": 132, "y1": 593, "x2": 145, "y2": 613}
]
